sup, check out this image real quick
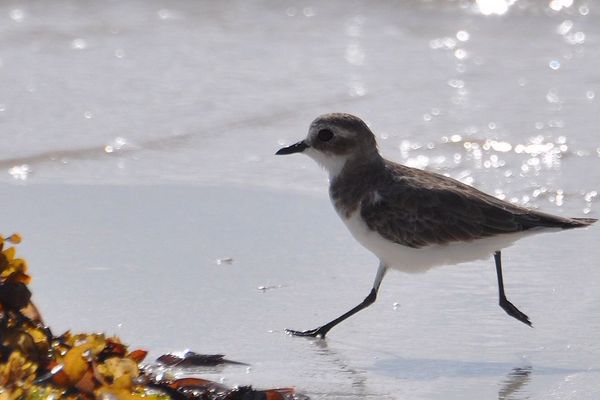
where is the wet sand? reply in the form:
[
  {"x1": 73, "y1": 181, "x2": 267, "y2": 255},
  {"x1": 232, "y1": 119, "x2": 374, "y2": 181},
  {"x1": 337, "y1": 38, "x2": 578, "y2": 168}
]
[{"x1": 1, "y1": 183, "x2": 598, "y2": 398}]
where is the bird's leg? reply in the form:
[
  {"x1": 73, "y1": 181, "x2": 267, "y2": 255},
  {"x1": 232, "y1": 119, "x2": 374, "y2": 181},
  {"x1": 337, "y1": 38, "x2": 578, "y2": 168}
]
[
  {"x1": 494, "y1": 251, "x2": 532, "y2": 327},
  {"x1": 286, "y1": 263, "x2": 388, "y2": 338}
]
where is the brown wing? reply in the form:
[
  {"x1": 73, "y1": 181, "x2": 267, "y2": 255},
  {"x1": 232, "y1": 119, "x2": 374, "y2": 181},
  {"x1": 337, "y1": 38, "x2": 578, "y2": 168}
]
[{"x1": 360, "y1": 165, "x2": 595, "y2": 249}]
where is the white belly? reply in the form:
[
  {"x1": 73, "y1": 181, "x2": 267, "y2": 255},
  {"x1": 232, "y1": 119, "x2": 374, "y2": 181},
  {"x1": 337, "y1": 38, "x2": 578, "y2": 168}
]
[{"x1": 340, "y1": 211, "x2": 553, "y2": 273}]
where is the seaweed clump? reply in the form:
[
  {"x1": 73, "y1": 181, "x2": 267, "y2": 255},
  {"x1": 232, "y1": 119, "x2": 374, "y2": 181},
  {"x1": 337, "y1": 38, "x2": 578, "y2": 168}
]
[{"x1": 0, "y1": 234, "x2": 307, "y2": 400}]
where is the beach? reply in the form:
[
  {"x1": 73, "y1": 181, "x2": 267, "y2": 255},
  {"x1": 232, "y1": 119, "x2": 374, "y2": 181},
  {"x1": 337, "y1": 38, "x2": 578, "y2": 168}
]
[{"x1": 1, "y1": 1, "x2": 600, "y2": 398}]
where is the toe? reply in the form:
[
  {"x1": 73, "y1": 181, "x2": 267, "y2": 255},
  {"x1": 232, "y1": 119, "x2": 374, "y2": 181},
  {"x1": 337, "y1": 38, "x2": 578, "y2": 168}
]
[{"x1": 285, "y1": 327, "x2": 327, "y2": 338}]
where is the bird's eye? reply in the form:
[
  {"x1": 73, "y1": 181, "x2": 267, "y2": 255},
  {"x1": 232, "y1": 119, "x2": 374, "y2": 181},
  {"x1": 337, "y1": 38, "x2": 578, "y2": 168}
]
[{"x1": 317, "y1": 129, "x2": 334, "y2": 142}]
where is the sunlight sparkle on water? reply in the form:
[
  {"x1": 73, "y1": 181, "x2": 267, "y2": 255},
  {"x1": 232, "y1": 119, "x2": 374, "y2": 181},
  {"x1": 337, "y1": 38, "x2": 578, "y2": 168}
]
[
  {"x1": 487, "y1": 140, "x2": 512, "y2": 152},
  {"x1": 475, "y1": 0, "x2": 516, "y2": 15},
  {"x1": 9, "y1": 9, "x2": 24, "y2": 22},
  {"x1": 405, "y1": 155, "x2": 430, "y2": 169},
  {"x1": 104, "y1": 137, "x2": 127, "y2": 154},
  {"x1": 549, "y1": 60, "x2": 561, "y2": 70},
  {"x1": 429, "y1": 37, "x2": 457, "y2": 50},
  {"x1": 448, "y1": 79, "x2": 465, "y2": 89},
  {"x1": 302, "y1": 7, "x2": 316, "y2": 17},
  {"x1": 565, "y1": 31, "x2": 586, "y2": 45},
  {"x1": 586, "y1": 90, "x2": 595, "y2": 100},
  {"x1": 583, "y1": 191, "x2": 597, "y2": 214},
  {"x1": 546, "y1": 89, "x2": 561, "y2": 104},
  {"x1": 348, "y1": 78, "x2": 367, "y2": 97},
  {"x1": 419, "y1": 131, "x2": 580, "y2": 189},
  {"x1": 454, "y1": 49, "x2": 468, "y2": 60},
  {"x1": 9, "y1": 165, "x2": 30, "y2": 180},
  {"x1": 557, "y1": 20, "x2": 573, "y2": 35},
  {"x1": 456, "y1": 31, "x2": 470, "y2": 42},
  {"x1": 557, "y1": 19, "x2": 586, "y2": 45},
  {"x1": 549, "y1": 0, "x2": 574, "y2": 12},
  {"x1": 157, "y1": 9, "x2": 182, "y2": 20},
  {"x1": 584, "y1": 191, "x2": 597, "y2": 203},
  {"x1": 70, "y1": 39, "x2": 88, "y2": 50}
]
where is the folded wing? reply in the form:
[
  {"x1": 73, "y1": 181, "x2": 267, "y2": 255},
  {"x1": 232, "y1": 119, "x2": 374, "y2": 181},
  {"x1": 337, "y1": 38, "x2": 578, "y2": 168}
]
[{"x1": 360, "y1": 166, "x2": 596, "y2": 249}]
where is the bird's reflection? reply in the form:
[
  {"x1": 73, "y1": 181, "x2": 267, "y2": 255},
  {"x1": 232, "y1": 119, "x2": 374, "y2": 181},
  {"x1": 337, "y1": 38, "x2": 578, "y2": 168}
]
[
  {"x1": 498, "y1": 366, "x2": 532, "y2": 400},
  {"x1": 309, "y1": 339, "x2": 370, "y2": 397},
  {"x1": 305, "y1": 337, "x2": 535, "y2": 399}
]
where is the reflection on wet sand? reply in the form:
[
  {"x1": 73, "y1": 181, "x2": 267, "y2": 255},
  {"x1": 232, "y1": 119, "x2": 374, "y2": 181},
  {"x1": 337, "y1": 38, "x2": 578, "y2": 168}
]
[
  {"x1": 310, "y1": 339, "x2": 371, "y2": 399},
  {"x1": 310, "y1": 338, "x2": 538, "y2": 399},
  {"x1": 498, "y1": 366, "x2": 532, "y2": 400}
]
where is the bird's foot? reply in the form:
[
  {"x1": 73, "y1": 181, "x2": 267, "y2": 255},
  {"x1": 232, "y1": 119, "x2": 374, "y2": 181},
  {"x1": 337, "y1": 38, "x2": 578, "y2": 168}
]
[
  {"x1": 500, "y1": 298, "x2": 532, "y2": 327},
  {"x1": 285, "y1": 326, "x2": 330, "y2": 338}
]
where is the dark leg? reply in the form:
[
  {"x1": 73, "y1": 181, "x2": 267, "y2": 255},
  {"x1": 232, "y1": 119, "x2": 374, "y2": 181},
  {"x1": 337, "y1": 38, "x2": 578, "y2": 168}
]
[
  {"x1": 494, "y1": 251, "x2": 532, "y2": 327},
  {"x1": 286, "y1": 263, "x2": 388, "y2": 338}
]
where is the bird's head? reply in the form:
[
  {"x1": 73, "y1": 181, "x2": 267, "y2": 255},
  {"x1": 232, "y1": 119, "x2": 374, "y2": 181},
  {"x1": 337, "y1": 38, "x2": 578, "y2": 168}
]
[{"x1": 276, "y1": 113, "x2": 379, "y2": 177}]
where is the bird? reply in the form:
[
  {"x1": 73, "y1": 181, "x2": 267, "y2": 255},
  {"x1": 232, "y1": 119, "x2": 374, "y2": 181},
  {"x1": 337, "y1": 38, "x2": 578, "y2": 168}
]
[{"x1": 275, "y1": 113, "x2": 596, "y2": 338}]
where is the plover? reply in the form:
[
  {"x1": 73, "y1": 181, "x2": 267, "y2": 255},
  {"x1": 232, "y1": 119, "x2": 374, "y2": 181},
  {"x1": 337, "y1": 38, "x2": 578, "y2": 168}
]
[{"x1": 276, "y1": 113, "x2": 596, "y2": 338}]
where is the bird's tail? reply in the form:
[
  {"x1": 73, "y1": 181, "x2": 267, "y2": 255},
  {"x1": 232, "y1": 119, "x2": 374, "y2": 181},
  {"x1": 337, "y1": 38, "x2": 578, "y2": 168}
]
[
  {"x1": 570, "y1": 217, "x2": 598, "y2": 227},
  {"x1": 522, "y1": 212, "x2": 597, "y2": 230}
]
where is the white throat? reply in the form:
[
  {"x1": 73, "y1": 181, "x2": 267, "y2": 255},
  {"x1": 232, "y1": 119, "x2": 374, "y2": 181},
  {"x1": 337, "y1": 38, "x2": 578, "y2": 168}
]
[{"x1": 305, "y1": 148, "x2": 348, "y2": 179}]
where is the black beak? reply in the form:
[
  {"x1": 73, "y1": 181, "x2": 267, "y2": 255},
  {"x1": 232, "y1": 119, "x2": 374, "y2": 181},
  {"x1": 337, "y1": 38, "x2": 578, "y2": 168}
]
[{"x1": 275, "y1": 140, "x2": 308, "y2": 155}]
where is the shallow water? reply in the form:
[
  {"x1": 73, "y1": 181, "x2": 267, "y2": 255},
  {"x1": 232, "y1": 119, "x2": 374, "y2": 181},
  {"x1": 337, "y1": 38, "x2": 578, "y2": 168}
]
[{"x1": 1, "y1": 0, "x2": 600, "y2": 398}]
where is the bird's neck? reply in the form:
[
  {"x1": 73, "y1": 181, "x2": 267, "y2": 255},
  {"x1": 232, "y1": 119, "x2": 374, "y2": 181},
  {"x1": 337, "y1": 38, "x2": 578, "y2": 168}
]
[
  {"x1": 329, "y1": 153, "x2": 385, "y2": 218},
  {"x1": 328, "y1": 150, "x2": 383, "y2": 179}
]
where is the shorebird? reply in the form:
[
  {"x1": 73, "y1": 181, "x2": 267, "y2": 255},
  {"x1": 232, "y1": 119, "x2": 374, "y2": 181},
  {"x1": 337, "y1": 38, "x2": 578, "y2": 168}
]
[{"x1": 276, "y1": 113, "x2": 596, "y2": 338}]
